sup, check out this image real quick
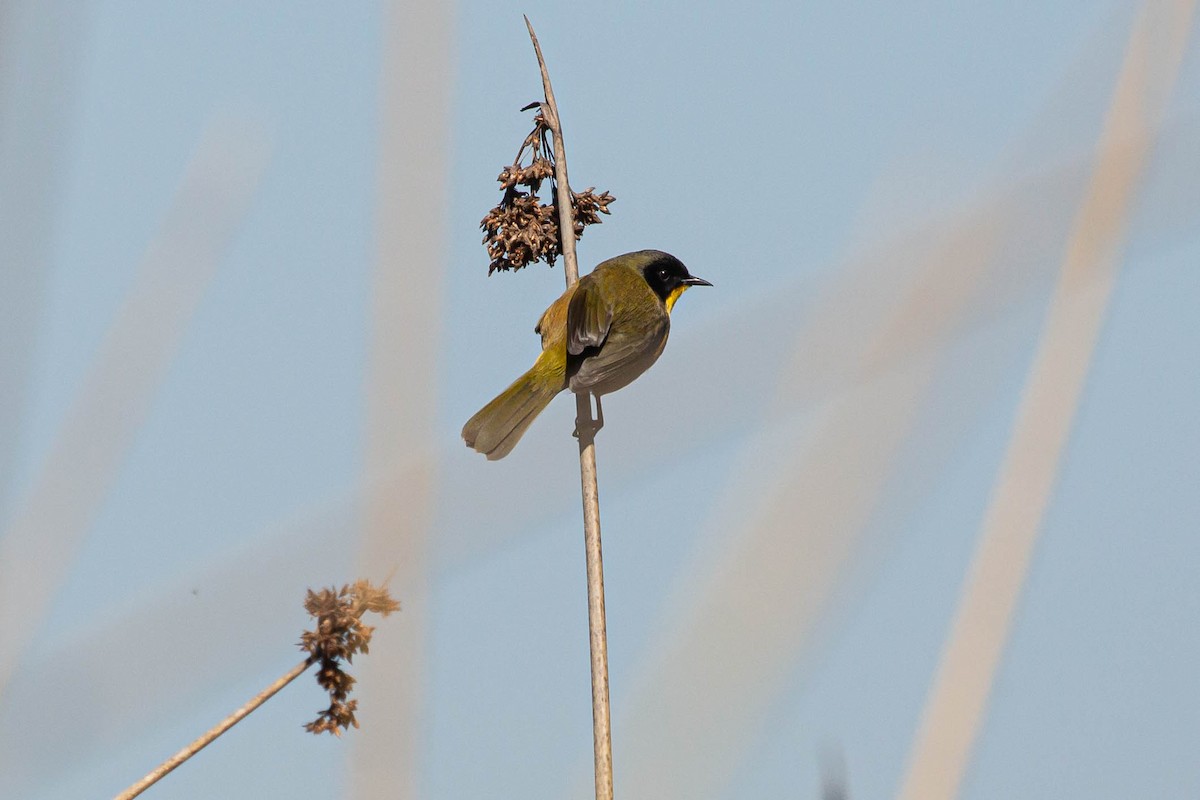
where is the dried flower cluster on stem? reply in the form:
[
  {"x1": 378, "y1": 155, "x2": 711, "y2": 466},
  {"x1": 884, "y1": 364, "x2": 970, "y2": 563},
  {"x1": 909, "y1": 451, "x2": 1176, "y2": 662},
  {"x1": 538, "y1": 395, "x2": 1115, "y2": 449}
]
[
  {"x1": 480, "y1": 104, "x2": 614, "y2": 274},
  {"x1": 300, "y1": 580, "x2": 401, "y2": 735},
  {"x1": 115, "y1": 580, "x2": 399, "y2": 800}
]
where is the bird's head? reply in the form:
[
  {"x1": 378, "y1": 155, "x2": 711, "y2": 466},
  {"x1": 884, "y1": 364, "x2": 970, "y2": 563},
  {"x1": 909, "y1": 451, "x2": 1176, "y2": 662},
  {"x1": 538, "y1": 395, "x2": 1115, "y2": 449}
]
[{"x1": 636, "y1": 251, "x2": 712, "y2": 312}]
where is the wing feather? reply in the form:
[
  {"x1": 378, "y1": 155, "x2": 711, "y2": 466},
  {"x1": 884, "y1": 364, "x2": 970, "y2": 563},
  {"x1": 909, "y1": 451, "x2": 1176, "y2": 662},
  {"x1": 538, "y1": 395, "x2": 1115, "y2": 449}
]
[{"x1": 566, "y1": 280, "x2": 613, "y2": 355}]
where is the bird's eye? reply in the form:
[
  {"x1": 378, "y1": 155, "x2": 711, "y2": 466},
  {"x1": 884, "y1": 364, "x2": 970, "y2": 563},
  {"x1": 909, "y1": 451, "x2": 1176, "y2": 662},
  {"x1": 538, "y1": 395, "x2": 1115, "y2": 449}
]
[{"x1": 658, "y1": 267, "x2": 669, "y2": 279}]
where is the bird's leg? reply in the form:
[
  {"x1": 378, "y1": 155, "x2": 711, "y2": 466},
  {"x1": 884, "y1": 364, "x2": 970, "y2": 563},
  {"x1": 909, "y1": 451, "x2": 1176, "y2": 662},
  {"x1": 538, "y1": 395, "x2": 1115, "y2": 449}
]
[{"x1": 572, "y1": 394, "x2": 604, "y2": 439}]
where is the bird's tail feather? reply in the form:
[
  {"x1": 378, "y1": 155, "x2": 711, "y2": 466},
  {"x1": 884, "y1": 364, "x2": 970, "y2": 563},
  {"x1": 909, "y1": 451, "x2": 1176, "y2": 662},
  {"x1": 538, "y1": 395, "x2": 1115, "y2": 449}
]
[{"x1": 462, "y1": 359, "x2": 562, "y2": 460}]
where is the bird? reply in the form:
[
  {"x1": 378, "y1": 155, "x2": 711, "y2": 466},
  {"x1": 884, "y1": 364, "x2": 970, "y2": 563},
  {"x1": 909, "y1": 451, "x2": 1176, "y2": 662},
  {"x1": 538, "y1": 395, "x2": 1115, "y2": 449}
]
[{"x1": 462, "y1": 249, "x2": 711, "y2": 460}]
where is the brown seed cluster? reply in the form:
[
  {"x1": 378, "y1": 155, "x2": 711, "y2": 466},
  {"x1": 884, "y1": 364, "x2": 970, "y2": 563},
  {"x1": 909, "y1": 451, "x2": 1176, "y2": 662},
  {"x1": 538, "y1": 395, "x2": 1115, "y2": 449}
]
[
  {"x1": 481, "y1": 106, "x2": 614, "y2": 274},
  {"x1": 299, "y1": 580, "x2": 400, "y2": 736}
]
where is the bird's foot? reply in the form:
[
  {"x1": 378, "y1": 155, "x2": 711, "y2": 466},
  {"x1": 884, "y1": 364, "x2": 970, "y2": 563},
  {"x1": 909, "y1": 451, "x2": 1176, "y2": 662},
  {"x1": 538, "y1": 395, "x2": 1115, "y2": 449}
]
[{"x1": 572, "y1": 395, "x2": 604, "y2": 440}]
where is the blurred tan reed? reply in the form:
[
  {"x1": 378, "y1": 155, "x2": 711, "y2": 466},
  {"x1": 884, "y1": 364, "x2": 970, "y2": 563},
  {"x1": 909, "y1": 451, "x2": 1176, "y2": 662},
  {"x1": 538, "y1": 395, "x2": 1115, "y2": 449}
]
[
  {"x1": 0, "y1": 119, "x2": 271, "y2": 699},
  {"x1": 350, "y1": 0, "x2": 452, "y2": 797},
  {"x1": 897, "y1": 2, "x2": 1196, "y2": 799}
]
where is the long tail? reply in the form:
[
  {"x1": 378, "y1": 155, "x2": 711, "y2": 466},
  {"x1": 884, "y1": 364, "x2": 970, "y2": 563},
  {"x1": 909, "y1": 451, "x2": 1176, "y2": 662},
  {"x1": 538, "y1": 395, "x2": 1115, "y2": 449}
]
[{"x1": 462, "y1": 354, "x2": 563, "y2": 460}]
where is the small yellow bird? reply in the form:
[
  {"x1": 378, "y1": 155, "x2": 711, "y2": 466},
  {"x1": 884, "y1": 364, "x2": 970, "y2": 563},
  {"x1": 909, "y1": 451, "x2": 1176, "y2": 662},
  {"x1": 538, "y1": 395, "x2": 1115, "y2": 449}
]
[{"x1": 462, "y1": 249, "x2": 711, "y2": 459}]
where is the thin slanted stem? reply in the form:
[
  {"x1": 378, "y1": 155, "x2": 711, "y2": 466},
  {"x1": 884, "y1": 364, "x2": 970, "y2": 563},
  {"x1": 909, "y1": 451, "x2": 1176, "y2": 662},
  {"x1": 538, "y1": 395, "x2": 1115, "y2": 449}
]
[
  {"x1": 524, "y1": 16, "x2": 580, "y2": 287},
  {"x1": 114, "y1": 657, "x2": 314, "y2": 800},
  {"x1": 572, "y1": 398, "x2": 612, "y2": 800},
  {"x1": 524, "y1": 16, "x2": 614, "y2": 800}
]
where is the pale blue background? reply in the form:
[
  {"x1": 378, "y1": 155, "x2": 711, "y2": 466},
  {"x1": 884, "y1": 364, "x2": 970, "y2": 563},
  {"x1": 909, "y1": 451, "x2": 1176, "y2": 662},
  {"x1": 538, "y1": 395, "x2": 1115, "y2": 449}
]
[{"x1": 1, "y1": 2, "x2": 1198, "y2": 798}]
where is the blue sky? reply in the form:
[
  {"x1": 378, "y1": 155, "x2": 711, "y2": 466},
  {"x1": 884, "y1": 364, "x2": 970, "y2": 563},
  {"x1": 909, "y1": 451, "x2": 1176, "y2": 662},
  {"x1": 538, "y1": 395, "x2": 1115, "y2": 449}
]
[{"x1": 1, "y1": 2, "x2": 1198, "y2": 798}]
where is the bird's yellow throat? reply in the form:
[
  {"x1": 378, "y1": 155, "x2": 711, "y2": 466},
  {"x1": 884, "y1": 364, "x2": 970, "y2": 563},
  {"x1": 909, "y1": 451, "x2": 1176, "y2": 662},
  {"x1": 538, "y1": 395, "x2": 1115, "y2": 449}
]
[{"x1": 664, "y1": 284, "x2": 689, "y2": 313}]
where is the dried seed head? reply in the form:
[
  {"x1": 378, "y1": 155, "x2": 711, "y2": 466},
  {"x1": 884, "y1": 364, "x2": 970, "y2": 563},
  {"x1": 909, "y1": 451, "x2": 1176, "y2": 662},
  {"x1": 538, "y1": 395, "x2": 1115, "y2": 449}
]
[
  {"x1": 571, "y1": 188, "x2": 615, "y2": 233},
  {"x1": 299, "y1": 580, "x2": 399, "y2": 736},
  {"x1": 480, "y1": 108, "x2": 615, "y2": 274}
]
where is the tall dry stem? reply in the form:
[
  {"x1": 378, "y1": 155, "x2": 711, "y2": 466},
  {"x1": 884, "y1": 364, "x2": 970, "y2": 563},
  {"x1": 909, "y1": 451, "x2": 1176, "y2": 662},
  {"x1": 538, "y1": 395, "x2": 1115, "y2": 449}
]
[{"x1": 524, "y1": 17, "x2": 614, "y2": 800}]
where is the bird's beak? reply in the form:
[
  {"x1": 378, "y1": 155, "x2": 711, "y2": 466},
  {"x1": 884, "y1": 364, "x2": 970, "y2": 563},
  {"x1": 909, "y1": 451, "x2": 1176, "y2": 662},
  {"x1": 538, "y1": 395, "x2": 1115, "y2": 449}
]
[{"x1": 683, "y1": 276, "x2": 712, "y2": 287}]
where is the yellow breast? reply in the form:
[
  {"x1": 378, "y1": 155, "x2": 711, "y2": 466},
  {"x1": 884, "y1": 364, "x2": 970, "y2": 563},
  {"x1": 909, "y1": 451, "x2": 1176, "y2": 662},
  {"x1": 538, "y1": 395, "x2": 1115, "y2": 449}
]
[{"x1": 664, "y1": 284, "x2": 689, "y2": 313}]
